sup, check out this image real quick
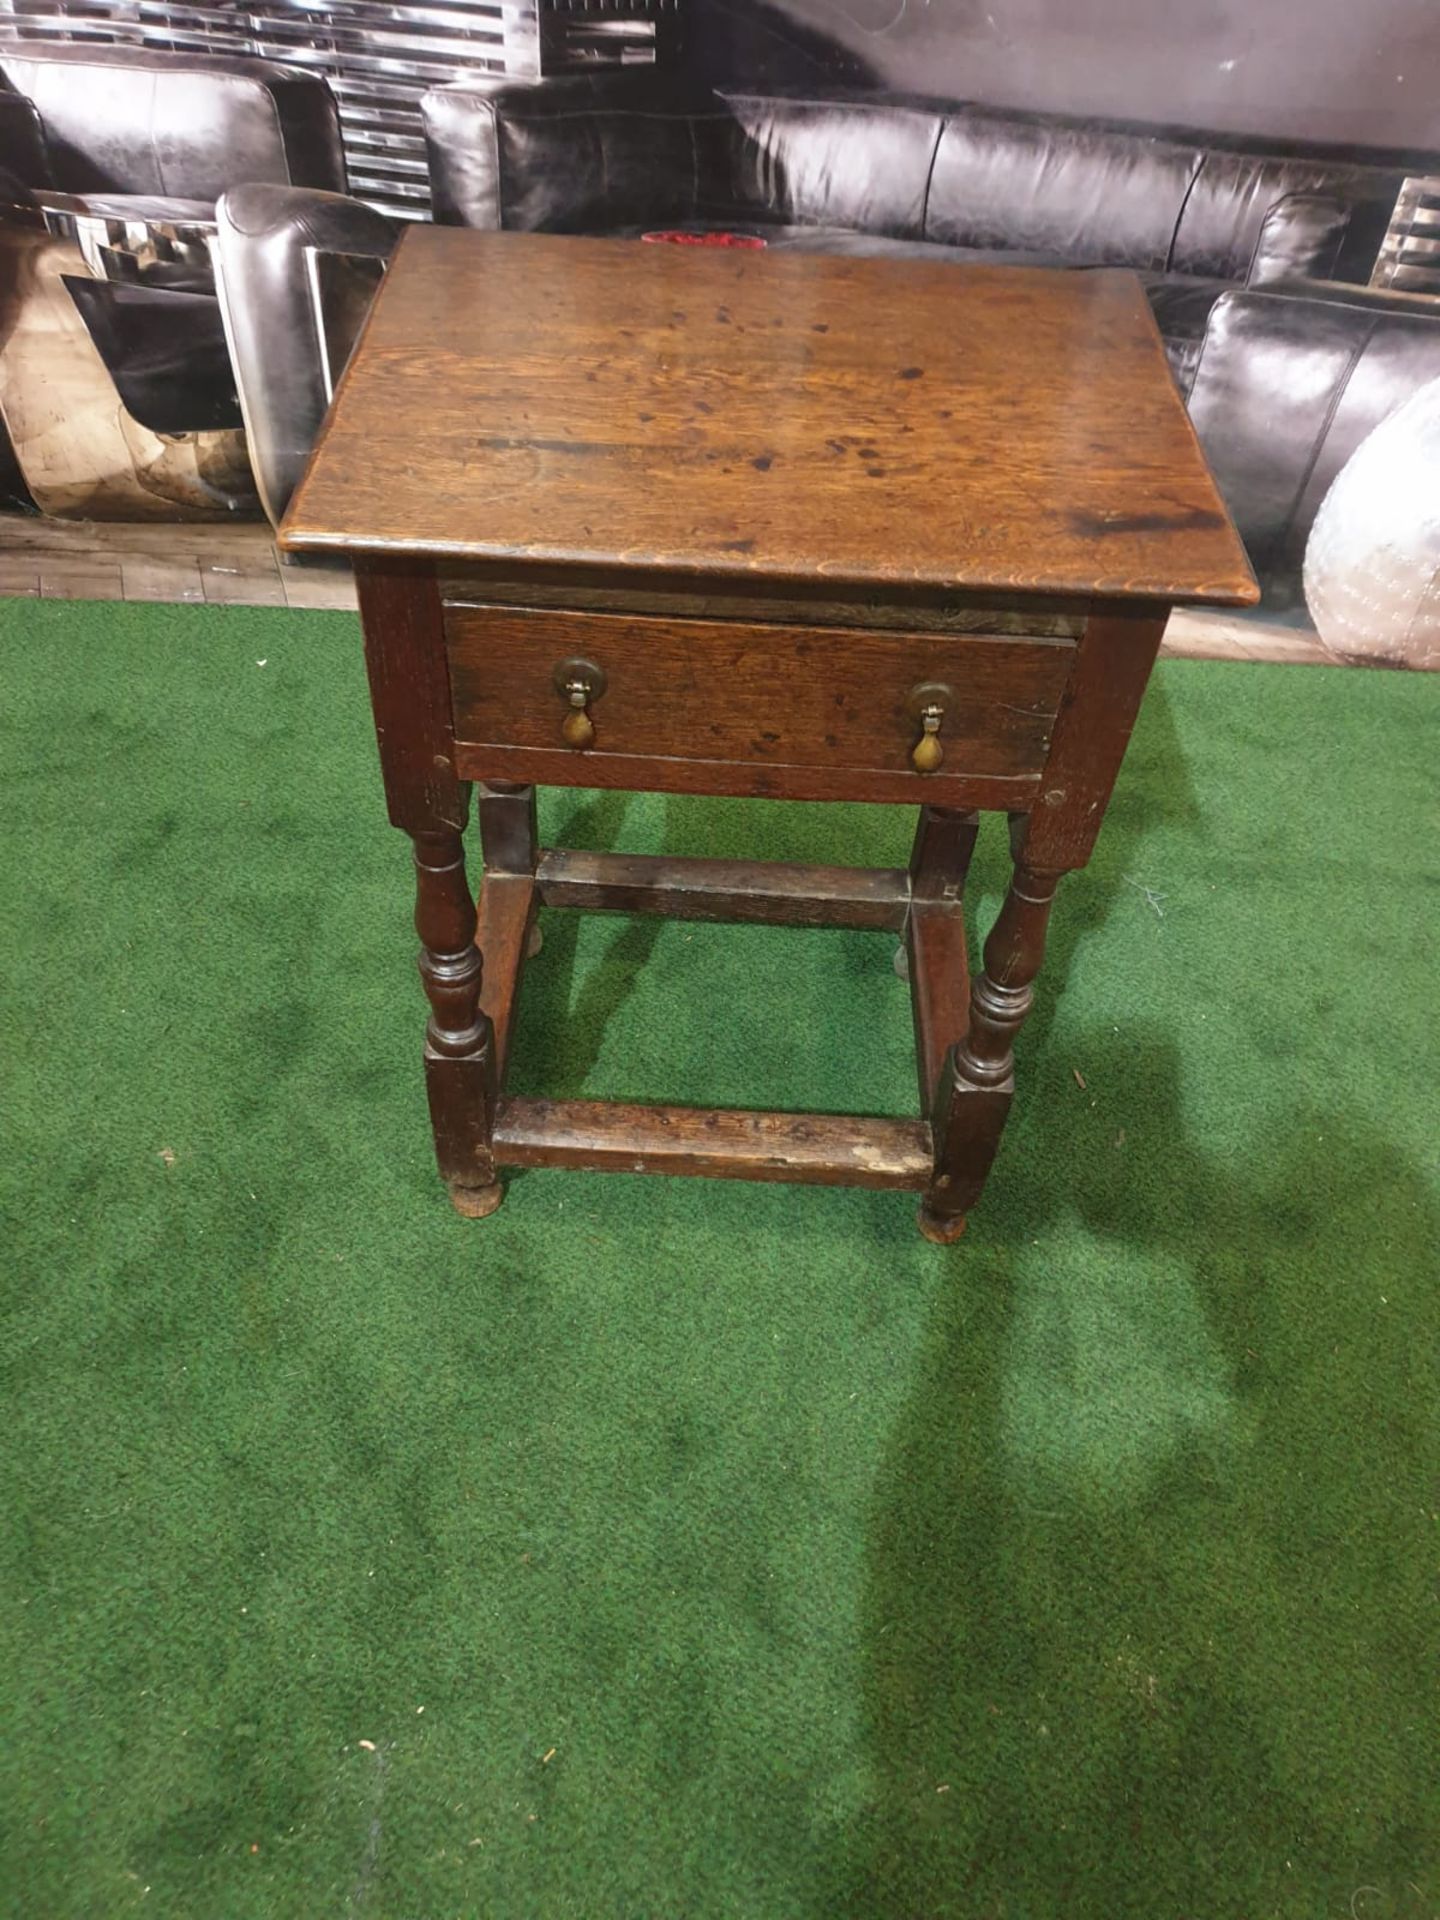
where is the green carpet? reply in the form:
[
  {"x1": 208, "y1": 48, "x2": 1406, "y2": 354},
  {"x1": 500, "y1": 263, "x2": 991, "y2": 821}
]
[{"x1": 1, "y1": 599, "x2": 1436, "y2": 1919}]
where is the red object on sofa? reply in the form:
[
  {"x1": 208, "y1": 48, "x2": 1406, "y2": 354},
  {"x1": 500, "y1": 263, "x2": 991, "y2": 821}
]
[{"x1": 641, "y1": 230, "x2": 768, "y2": 248}]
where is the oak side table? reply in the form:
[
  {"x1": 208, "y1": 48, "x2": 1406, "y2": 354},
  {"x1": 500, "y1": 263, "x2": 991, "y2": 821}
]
[{"x1": 281, "y1": 229, "x2": 1256, "y2": 1240}]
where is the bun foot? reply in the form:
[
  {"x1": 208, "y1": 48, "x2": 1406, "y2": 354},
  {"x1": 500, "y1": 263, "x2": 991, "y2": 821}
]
[
  {"x1": 448, "y1": 1179, "x2": 505, "y2": 1219},
  {"x1": 917, "y1": 1203, "x2": 967, "y2": 1245},
  {"x1": 526, "y1": 920, "x2": 544, "y2": 958}
]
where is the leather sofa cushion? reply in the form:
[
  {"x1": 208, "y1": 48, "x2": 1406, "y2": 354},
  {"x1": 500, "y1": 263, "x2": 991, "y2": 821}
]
[
  {"x1": 1185, "y1": 286, "x2": 1440, "y2": 583},
  {"x1": 1171, "y1": 151, "x2": 1405, "y2": 284},
  {"x1": 1261, "y1": 288, "x2": 1440, "y2": 544},
  {"x1": 0, "y1": 40, "x2": 346, "y2": 201},
  {"x1": 750, "y1": 227, "x2": 1065, "y2": 266},
  {"x1": 724, "y1": 96, "x2": 943, "y2": 239},
  {"x1": 1245, "y1": 192, "x2": 1351, "y2": 285},
  {"x1": 425, "y1": 75, "x2": 744, "y2": 232},
  {"x1": 1138, "y1": 274, "x2": 1234, "y2": 395},
  {"x1": 926, "y1": 110, "x2": 1202, "y2": 267}
]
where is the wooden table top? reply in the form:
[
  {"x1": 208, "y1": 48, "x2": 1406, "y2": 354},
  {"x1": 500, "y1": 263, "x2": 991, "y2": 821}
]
[{"x1": 281, "y1": 227, "x2": 1258, "y2": 609}]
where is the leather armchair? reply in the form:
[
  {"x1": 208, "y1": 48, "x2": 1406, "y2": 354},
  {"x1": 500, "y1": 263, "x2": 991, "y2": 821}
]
[
  {"x1": 0, "y1": 41, "x2": 345, "y2": 202},
  {"x1": 213, "y1": 185, "x2": 399, "y2": 528},
  {"x1": 0, "y1": 41, "x2": 344, "y2": 519}
]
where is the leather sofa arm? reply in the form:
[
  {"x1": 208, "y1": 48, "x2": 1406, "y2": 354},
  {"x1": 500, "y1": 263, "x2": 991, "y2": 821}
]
[
  {"x1": 0, "y1": 87, "x2": 51, "y2": 195},
  {"x1": 1245, "y1": 179, "x2": 1404, "y2": 288},
  {"x1": 1186, "y1": 283, "x2": 1440, "y2": 601},
  {"x1": 1249, "y1": 276, "x2": 1440, "y2": 317},
  {"x1": 214, "y1": 184, "x2": 399, "y2": 527},
  {"x1": 1245, "y1": 192, "x2": 1353, "y2": 285},
  {"x1": 421, "y1": 72, "x2": 747, "y2": 233}
]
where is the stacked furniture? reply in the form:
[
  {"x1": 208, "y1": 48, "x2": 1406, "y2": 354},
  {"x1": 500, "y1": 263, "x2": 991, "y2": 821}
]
[
  {"x1": 0, "y1": 39, "x2": 344, "y2": 517},
  {"x1": 2, "y1": 38, "x2": 1437, "y2": 620},
  {"x1": 0, "y1": 0, "x2": 684, "y2": 218},
  {"x1": 1370, "y1": 175, "x2": 1440, "y2": 296},
  {"x1": 218, "y1": 73, "x2": 1440, "y2": 607}
]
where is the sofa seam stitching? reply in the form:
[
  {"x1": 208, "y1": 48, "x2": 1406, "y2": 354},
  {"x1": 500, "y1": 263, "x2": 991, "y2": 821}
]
[
  {"x1": 1165, "y1": 152, "x2": 1207, "y2": 275},
  {"x1": 918, "y1": 119, "x2": 945, "y2": 241},
  {"x1": 490, "y1": 100, "x2": 504, "y2": 228},
  {"x1": 1283, "y1": 319, "x2": 1377, "y2": 556}
]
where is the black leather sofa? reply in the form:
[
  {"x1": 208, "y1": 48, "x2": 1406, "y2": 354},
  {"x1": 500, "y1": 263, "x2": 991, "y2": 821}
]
[
  {"x1": 422, "y1": 74, "x2": 1407, "y2": 293},
  {"x1": 217, "y1": 71, "x2": 1440, "y2": 604},
  {"x1": 424, "y1": 74, "x2": 1440, "y2": 606},
  {"x1": 0, "y1": 40, "x2": 344, "y2": 517}
]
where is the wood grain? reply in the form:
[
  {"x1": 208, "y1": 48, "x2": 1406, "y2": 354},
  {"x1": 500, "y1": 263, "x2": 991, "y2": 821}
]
[
  {"x1": 281, "y1": 228, "x2": 1258, "y2": 609},
  {"x1": 281, "y1": 229, "x2": 1264, "y2": 1229},
  {"x1": 39, "y1": 559, "x2": 123, "y2": 600},
  {"x1": 475, "y1": 871, "x2": 537, "y2": 1082},
  {"x1": 413, "y1": 824, "x2": 498, "y2": 1196},
  {"x1": 924, "y1": 860, "x2": 1063, "y2": 1231},
  {"x1": 477, "y1": 781, "x2": 539, "y2": 877},
  {"x1": 492, "y1": 1098, "x2": 934, "y2": 1189},
  {"x1": 535, "y1": 849, "x2": 911, "y2": 930},
  {"x1": 1018, "y1": 604, "x2": 1169, "y2": 871},
  {"x1": 905, "y1": 805, "x2": 978, "y2": 1111},
  {"x1": 445, "y1": 603, "x2": 1070, "y2": 782},
  {"x1": 451, "y1": 739, "x2": 1043, "y2": 810},
  {"x1": 907, "y1": 904, "x2": 972, "y2": 1110},
  {"x1": 909, "y1": 805, "x2": 980, "y2": 907},
  {"x1": 354, "y1": 558, "x2": 466, "y2": 834},
  {"x1": 200, "y1": 561, "x2": 286, "y2": 608},
  {"x1": 442, "y1": 566, "x2": 1086, "y2": 637}
]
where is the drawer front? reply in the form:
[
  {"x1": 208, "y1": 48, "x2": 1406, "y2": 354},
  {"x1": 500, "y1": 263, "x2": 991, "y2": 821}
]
[{"x1": 445, "y1": 604, "x2": 1072, "y2": 802}]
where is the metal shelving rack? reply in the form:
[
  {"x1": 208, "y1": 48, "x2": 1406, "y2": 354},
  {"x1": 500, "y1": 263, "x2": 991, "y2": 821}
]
[{"x1": 0, "y1": 0, "x2": 684, "y2": 217}]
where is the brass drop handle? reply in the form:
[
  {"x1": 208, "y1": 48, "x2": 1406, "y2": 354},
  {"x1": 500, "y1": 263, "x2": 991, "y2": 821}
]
[
  {"x1": 561, "y1": 679, "x2": 594, "y2": 749},
  {"x1": 553, "y1": 656, "x2": 606, "y2": 750},
  {"x1": 905, "y1": 681, "x2": 954, "y2": 775},
  {"x1": 912, "y1": 704, "x2": 944, "y2": 773}
]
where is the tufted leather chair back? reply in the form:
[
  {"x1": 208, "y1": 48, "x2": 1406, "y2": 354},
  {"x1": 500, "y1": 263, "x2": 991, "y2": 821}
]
[{"x1": 0, "y1": 40, "x2": 346, "y2": 201}]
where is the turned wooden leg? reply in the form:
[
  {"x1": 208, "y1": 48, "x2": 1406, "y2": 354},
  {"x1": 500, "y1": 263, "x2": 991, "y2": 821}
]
[
  {"x1": 412, "y1": 825, "x2": 502, "y2": 1216},
  {"x1": 904, "y1": 805, "x2": 979, "y2": 1094},
  {"x1": 920, "y1": 858, "x2": 1061, "y2": 1241},
  {"x1": 352, "y1": 564, "x2": 508, "y2": 1217}
]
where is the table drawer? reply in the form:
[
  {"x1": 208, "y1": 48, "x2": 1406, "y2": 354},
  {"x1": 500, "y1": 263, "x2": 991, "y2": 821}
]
[{"x1": 444, "y1": 604, "x2": 1073, "y2": 803}]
